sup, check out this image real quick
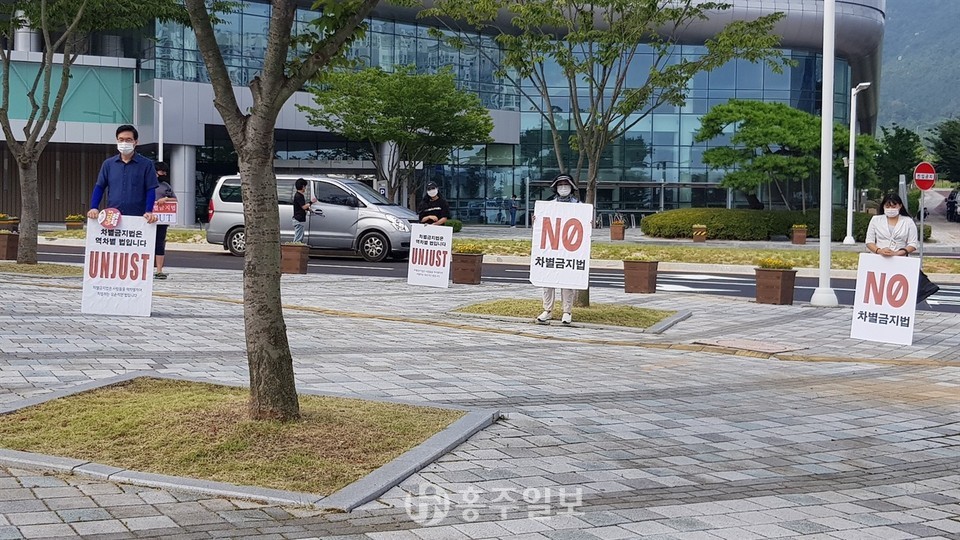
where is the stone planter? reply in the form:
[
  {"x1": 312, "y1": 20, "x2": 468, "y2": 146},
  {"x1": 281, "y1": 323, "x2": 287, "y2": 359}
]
[
  {"x1": 0, "y1": 233, "x2": 18, "y2": 260},
  {"x1": 609, "y1": 222, "x2": 625, "y2": 241},
  {"x1": 65, "y1": 221, "x2": 84, "y2": 230},
  {"x1": 755, "y1": 268, "x2": 797, "y2": 305},
  {"x1": 692, "y1": 226, "x2": 707, "y2": 242},
  {"x1": 451, "y1": 253, "x2": 483, "y2": 284},
  {"x1": 790, "y1": 227, "x2": 807, "y2": 245},
  {"x1": 0, "y1": 219, "x2": 19, "y2": 232},
  {"x1": 280, "y1": 244, "x2": 309, "y2": 274},
  {"x1": 623, "y1": 260, "x2": 658, "y2": 294}
]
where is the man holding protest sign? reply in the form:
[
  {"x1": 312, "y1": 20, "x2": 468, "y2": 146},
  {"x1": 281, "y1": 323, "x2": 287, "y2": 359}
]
[{"x1": 532, "y1": 174, "x2": 591, "y2": 326}]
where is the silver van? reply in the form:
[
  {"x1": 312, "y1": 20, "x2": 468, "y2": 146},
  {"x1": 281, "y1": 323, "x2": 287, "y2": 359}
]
[{"x1": 206, "y1": 174, "x2": 419, "y2": 261}]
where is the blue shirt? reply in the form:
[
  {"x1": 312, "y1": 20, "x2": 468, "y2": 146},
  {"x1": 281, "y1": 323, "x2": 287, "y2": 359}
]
[{"x1": 91, "y1": 153, "x2": 159, "y2": 216}]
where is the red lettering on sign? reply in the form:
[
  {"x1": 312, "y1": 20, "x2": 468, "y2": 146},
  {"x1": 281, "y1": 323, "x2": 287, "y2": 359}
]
[
  {"x1": 87, "y1": 251, "x2": 151, "y2": 281},
  {"x1": 410, "y1": 247, "x2": 448, "y2": 267},
  {"x1": 863, "y1": 271, "x2": 909, "y2": 308},
  {"x1": 540, "y1": 217, "x2": 584, "y2": 251}
]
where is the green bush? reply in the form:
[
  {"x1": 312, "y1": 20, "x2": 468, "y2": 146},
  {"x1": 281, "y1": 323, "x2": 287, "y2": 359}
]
[
  {"x1": 443, "y1": 219, "x2": 463, "y2": 233},
  {"x1": 641, "y1": 208, "x2": 879, "y2": 242}
]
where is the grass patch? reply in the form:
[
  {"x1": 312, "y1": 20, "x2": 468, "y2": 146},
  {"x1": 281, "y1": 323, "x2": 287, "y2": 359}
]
[
  {"x1": 44, "y1": 228, "x2": 206, "y2": 243},
  {"x1": 457, "y1": 238, "x2": 960, "y2": 273},
  {"x1": 0, "y1": 262, "x2": 82, "y2": 277},
  {"x1": 0, "y1": 378, "x2": 463, "y2": 495},
  {"x1": 456, "y1": 298, "x2": 675, "y2": 328}
]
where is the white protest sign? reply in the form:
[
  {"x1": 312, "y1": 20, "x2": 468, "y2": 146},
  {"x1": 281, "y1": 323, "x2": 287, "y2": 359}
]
[
  {"x1": 850, "y1": 253, "x2": 920, "y2": 345},
  {"x1": 529, "y1": 200, "x2": 593, "y2": 290},
  {"x1": 153, "y1": 200, "x2": 177, "y2": 225},
  {"x1": 407, "y1": 223, "x2": 452, "y2": 288},
  {"x1": 81, "y1": 213, "x2": 156, "y2": 317}
]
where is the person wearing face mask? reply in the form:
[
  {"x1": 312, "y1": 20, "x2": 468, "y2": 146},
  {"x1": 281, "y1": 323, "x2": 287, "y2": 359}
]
[
  {"x1": 153, "y1": 161, "x2": 176, "y2": 280},
  {"x1": 865, "y1": 192, "x2": 939, "y2": 304},
  {"x1": 536, "y1": 174, "x2": 579, "y2": 326},
  {"x1": 865, "y1": 193, "x2": 918, "y2": 258},
  {"x1": 87, "y1": 125, "x2": 159, "y2": 224},
  {"x1": 417, "y1": 181, "x2": 450, "y2": 226}
]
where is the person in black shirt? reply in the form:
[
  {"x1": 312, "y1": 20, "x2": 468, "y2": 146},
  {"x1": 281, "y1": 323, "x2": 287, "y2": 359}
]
[
  {"x1": 153, "y1": 161, "x2": 176, "y2": 280},
  {"x1": 417, "y1": 181, "x2": 450, "y2": 226},
  {"x1": 292, "y1": 178, "x2": 314, "y2": 243}
]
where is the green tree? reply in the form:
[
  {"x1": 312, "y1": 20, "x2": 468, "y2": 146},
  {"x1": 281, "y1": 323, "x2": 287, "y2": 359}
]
[
  {"x1": 875, "y1": 124, "x2": 925, "y2": 192},
  {"x1": 424, "y1": 0, "x2": 785, "y2": 207},
  {"x1": 299, "y1": 65, "x2": 494, "y2": 209},
  {"x1": 182, "y1": 0, "x2": 385, "y2": 421},
  {"x1": 927, "y1": 118, "x2": 960, "y2": 184},
  {"x1": 0, "y1": 0, "x2": 186, "y2": 264},
  {"x1": 694, "y1": 100, "x2": 879, "y2": 211}
]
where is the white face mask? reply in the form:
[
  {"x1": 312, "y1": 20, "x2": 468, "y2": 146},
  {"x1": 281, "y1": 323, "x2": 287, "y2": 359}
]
[
  {"x1": 117, "y1": 142, "x2": 135, "y2": 155},
  {"x1": 556, "y1": 185, "x2": 572, "y2": 197},
  {"x1": 884, "y1": 208, "x2": 900, "y2": 218},
  {"x1": 427, "y1": 189, "x2": 438, "y2": 197}
]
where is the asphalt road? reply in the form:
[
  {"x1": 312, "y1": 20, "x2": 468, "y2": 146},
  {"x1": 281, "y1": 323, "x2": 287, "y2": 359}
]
[{"x1": 37, "y1": 244, "x2": 960, "y2": 313}]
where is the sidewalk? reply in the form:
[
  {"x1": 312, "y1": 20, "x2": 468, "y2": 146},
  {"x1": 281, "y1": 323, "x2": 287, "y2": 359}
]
[{"x1": 0, "y1": 265, "x2": 958, "y2": 539}]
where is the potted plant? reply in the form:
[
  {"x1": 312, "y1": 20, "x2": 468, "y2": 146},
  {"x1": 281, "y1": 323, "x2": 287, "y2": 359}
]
[
  {"x1": 0, "y1": 230, "x2": 17, "y2": 260},
  {"x1": 609, "y1": 214, "x2": 625, "y2": 241},
  {"x1": 65, "y1": 214, "x2": 86, "y2": 230},
  {"x1": 692, "y1": 223, "x2": 707, "y2": 242},
  {"x1": 280, "y1": 242, "x2": 309, "y2": 274},
  {"x1": 623, "y1": 254, "x2": 658, "y2": 294},
  {"x1": 0, "y1": 213, "x2": 19, "y2": 232},
  {"x1": 451, "y1": 241, "x2": 484, "y2": 284},
  {"x1": 754, "y1": 256, "x2": 797, "y2": 305},
  {"x1": 790, "y1": 223, "x2": 807, "y2": 245}
]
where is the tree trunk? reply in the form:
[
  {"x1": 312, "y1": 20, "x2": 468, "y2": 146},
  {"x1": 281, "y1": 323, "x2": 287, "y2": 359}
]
[
  {"x1": 237, "y1": 126, "x2": 300, "y2": 422},
  {"x1": 772, "y1": 179, "x2": 792, "y2": 211},
  {"x1": 574, "y1": 154, "x2": 600, "y2": 308},
  {"x1": 16, "y1": 161, "x2": 39, "y2": 264},
  {"x1": 746, "y1": 193, "x2": 764, "y2": 210}
]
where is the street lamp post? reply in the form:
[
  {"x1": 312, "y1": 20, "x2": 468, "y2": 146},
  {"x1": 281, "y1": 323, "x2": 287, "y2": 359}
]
[
  {"x1": 843, "y1": 82, "x2": 871, "y2": 244},
  {"x1": 810, "y1": 0, "x2": 839, "y2": 307},
  {"x1": 656, "y1": 161, "x2": 666, "y2": 212},
  {"x1": 138, "y1": 93, "x2": 164, "y2": 162}
]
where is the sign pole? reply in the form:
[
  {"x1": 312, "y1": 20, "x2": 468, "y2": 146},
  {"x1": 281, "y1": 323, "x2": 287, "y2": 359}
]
[
  {"x1": 919, "y1": 190, "x2": 924, "y2": 261},
  {"x1": 913, "y1": 161, "x2": 937, "y2": 263}
]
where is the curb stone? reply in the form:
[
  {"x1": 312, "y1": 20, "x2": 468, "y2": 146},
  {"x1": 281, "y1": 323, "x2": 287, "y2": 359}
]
[
  {"x1": 448, "y1": 309, "x2": 692, "y2": 334},
  {"x1": 0, "y1": 371, "x2": 499, "y2": 511}
]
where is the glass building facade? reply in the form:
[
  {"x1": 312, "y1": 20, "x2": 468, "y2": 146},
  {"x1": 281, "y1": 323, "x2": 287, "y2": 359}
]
[{"x1": 148, "y1": 2, "x2": 853, "y2": 223}]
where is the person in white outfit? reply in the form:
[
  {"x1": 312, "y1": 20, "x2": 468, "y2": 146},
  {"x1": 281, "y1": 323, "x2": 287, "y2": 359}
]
[
  {"x1": 536, "y1": 174, "x2": 579, "y2": 326},
  {"x1": 865, "y1": 193, "x2": 918, "y2": 257},
  {"x1": 864, "y1": 192, "x2": 940, "y2": 304}
]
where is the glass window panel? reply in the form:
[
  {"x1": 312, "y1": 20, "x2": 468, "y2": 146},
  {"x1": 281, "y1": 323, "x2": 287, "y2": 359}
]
[
  {"x1": 708, "y1": 60, "x2": 736, "y2": 90},
  {"x1": 370, "y1": 32, "x2": 394, "y2": 69},
  {"x1": 486, "y1": 144, "x2": 514, "y2": 166},
  {"x1": 244, "y1": 1, "x2": 270, "y2": 16},
  {"x1": 736, "y1": 59, "x2": 764, "y2": 90}
]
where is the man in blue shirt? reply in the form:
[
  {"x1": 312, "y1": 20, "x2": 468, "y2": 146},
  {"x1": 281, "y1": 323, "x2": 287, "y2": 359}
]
[{"x1": 87, "y1": 125, "x2": 159, "y2": 223}]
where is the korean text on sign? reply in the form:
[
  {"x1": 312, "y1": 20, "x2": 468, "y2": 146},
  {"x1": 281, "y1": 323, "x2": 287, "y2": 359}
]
[
  {"x1": 407, "y1": 223, "x2": 452, "y2": 288},
  {"x1": 850, "y1": 253, "x2": 919, "y2": 346},
  {"x1": 529, "y1": 200, "x2": 593, "y2": 290},
  {"x1": 81, "y1": 216, "x2": 157, "y2": 317}
]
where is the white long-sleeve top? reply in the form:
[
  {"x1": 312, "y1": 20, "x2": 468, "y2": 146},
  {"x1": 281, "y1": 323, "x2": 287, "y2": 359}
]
[{"x1": 865, "y1": 214, "x2": 919, "y2": 251}]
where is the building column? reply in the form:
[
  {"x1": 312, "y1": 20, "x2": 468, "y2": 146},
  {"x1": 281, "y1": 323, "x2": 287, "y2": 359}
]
[
  {"x1": 170, "y1": 145, "x2": 196, "y2": 226},
  {"x1": 13, "y1": 12, "x2": 41, "y2": 52}
]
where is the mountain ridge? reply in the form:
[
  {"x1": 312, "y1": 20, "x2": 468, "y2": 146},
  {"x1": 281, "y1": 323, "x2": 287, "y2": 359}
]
[{"x1": 878, "y1": 0, "x2": 960, "y2": 131}]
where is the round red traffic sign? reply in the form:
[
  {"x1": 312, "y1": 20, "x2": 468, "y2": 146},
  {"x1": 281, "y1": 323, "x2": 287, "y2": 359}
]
[{"x1": 914, "y1": 162, "x2": 936, "y2": 191}]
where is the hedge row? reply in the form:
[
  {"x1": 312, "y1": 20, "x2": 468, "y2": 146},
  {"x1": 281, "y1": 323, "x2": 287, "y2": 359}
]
[{"x1": 639, "y1": 208, "x2": 931, "y2": 242}]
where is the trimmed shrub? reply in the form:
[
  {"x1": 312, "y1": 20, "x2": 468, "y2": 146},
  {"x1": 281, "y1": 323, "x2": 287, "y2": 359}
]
[
  {"x1": 641, "y1": 208, "x2": 879, "y2": 242},
  {"x1": 443, "y1": 219, "x2": 463, "y2": 233}
]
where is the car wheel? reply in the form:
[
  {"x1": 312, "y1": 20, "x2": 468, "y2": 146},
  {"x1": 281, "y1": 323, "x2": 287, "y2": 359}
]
[
  {"x1": 226, "y1": 227, "x2": 245, "y2": 256},
  {"x1": 359, "y1": 231, "x2": 389, "y2": 262}
]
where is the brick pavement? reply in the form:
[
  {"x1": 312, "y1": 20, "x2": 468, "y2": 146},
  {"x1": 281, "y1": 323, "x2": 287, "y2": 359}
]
[{"x1": 0, "y1": 268, "x2": 958, "y2": 539}]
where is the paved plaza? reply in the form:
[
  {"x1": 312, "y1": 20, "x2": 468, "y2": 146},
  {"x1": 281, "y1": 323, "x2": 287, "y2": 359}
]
[{"x1": 0, "y1": 251, "x2": 958, "y2": 540}]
